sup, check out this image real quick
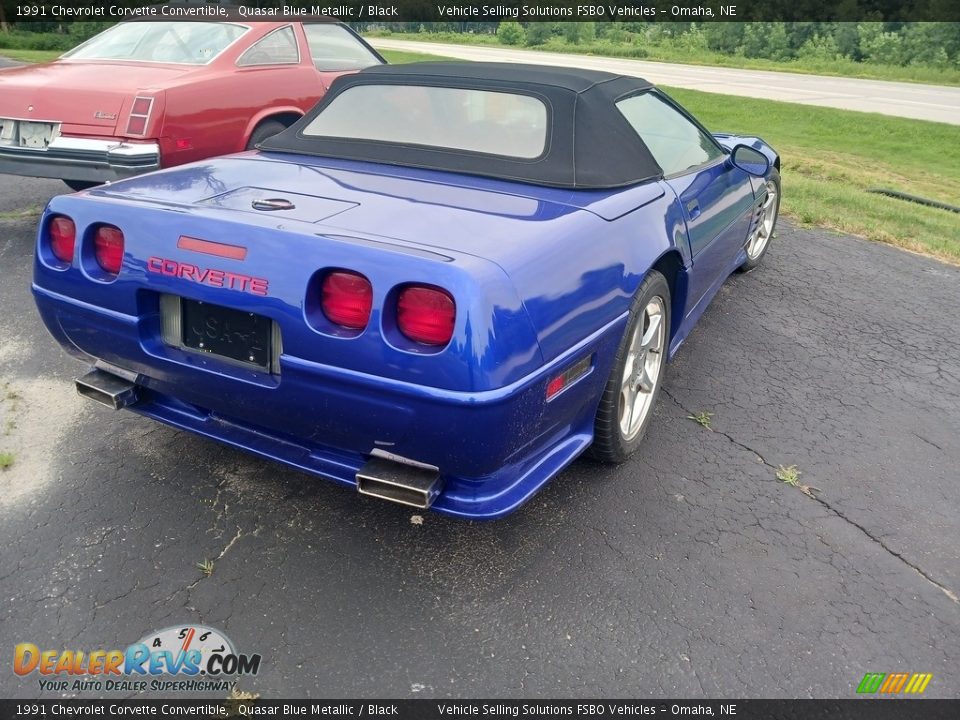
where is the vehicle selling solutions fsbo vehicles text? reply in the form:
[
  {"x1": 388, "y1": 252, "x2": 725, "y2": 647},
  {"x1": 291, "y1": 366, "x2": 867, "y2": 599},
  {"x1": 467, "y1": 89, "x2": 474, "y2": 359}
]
[
  {"x1": 436, "y1": 5, "x2": 732, "y2": 18},
  {"x1": 436, "y1": 5, "x2": 655, "y2": 18}
]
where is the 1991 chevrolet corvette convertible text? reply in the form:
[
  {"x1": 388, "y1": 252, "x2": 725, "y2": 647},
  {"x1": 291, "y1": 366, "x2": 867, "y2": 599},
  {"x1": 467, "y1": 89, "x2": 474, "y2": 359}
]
[{"x1": 33, "y1": 62, "x2": 781, "y2": 519}]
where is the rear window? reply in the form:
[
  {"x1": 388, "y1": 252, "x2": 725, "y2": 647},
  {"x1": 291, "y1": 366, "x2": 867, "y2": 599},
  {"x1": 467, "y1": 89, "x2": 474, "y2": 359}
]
[
  {"x1": 301, "y1": 85, "x2": 548, "y2": 159},
  {"x1": 237, "y1": 26, "x2": 299, "y2": 66},
  {"x1": 303, "y1": 24, "x2": 382, "y2": 72},
  {"x1": 65, "y1": 22, "x2": 246, "y2": 65}
]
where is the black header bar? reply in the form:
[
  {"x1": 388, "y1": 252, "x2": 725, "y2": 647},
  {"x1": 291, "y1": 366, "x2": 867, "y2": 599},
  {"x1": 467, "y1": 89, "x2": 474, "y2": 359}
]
[{"x1": 1, "y1": 1, "x2": 958, "y2": 23}]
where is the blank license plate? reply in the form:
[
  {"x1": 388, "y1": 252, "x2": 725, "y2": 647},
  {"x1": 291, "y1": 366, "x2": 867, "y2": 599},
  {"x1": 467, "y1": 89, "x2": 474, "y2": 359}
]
[
  {"x1": 17, "y1": 121, "x2": 59, "y2": 149},
  {"x1": 181, "y1": 299, "x2": 272, "y2": 368}
]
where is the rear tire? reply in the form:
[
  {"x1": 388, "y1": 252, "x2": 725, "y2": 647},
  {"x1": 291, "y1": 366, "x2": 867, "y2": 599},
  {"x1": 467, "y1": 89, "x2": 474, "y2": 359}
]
[
  {"x1": 63, "y1": 180, "x2": 99, "y2": 192},
  {"x1": 246, "y1": 120, "x2": 287, "y2": 150},
  {"x1": 589, "y1": 270, "x2": 671, "y2": 464}
]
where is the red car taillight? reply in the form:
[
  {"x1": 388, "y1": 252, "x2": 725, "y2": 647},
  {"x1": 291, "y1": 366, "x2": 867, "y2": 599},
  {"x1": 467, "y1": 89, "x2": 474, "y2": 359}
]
[
  {"x1": 126, "y1": 96, "x2": 153, "y2": 136},
  {"x1": 94, "y1": 225, "x2": 124, "y2": 275},
  {"x1": 397, "y1": 285, "x2": 456, "y2": 346},
  {"x1": 48, "y1": 215, "x2": 76, "y2": 263},
  {"x1": 321, "y1": 271, "x2": 373, "y2": 329}
]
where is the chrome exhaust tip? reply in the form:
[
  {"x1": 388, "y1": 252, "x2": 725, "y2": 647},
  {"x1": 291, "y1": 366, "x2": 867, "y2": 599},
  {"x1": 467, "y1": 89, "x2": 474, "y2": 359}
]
[
  {"x1": 75, "y1": 368, "x2": 139, "y2": 410},
  {"x1": 356, "y1": 455, "x2": 442, "y2": 509}
]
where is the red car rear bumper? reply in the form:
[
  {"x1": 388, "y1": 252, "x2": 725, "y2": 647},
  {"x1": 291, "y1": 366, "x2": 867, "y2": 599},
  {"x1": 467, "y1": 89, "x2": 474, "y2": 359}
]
[{"x1": 0, "y1": 136, "x2": 159, "y2": 183}]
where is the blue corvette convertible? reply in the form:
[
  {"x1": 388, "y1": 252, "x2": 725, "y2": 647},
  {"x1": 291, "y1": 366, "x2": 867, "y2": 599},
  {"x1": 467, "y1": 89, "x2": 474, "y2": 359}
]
[{"x1": 33, "y1": 62, "x2": 780, "y2": 519}]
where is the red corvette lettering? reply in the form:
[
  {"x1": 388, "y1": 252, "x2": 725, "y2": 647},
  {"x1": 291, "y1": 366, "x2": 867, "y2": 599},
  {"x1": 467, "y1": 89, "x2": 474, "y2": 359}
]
[{"x1": 147, "y1": 257, "x2": 268, "y2": 296}]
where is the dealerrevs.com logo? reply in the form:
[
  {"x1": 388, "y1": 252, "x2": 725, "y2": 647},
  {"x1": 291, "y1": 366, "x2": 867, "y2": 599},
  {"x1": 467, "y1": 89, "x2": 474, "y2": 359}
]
[{"x1": 14, "y1": 625, "x2": 261, "y2": 693}]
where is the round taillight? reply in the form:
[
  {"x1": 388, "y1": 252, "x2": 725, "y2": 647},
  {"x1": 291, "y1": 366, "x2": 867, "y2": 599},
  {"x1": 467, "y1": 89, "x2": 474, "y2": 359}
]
[
  {"x1": 94, "y1": 225, "x2": 124, "y2": 275},
  {"x1": 48, "y1": 216, "x2": 76, "y2": 264},
  {"x1": 321, "y1": 271, "x2": 372, "y2": 329},
  {"x1": 397, "y1": 285, "x2": 456, "y2": 346}
]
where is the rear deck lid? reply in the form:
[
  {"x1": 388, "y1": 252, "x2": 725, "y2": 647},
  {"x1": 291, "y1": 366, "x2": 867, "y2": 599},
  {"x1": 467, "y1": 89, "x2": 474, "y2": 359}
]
[
  {"x1": 0, "y1": 61, "x2": 189, "y2": 131},
  {"x1": 197, "y1": 187, "x2": 358, "y2": 224}
]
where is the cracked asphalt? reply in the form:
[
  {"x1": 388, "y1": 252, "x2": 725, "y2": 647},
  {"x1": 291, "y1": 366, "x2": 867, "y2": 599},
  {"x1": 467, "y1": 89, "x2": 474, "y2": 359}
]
[{"x1": 1, "y1": 175, "x2": 958, "y2": 699}]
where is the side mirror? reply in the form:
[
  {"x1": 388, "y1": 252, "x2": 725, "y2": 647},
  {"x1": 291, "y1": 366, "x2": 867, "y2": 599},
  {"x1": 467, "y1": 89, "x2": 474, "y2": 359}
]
[{"x1": 731, "y1": 144, "x2": 770, "y2": 177}]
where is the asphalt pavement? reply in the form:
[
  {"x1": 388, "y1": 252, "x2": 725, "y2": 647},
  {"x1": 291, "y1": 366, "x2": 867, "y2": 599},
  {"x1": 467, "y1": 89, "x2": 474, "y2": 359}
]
[
  {"x1": 0, "y1": 175, "x2": 958, "y2": 699},
  {"x1": 369, "y1": 39, "x2": 960, "y2": 125}
]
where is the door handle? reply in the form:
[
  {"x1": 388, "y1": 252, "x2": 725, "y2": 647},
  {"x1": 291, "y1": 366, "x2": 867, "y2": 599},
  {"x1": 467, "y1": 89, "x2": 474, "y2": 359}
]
[{"x1": 686, "y1": 199, "x2": 701, "y2": 219}]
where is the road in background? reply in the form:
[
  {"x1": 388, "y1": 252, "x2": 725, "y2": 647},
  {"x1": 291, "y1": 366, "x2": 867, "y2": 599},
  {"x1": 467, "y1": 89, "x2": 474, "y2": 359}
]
[{"x1": 369, "y1": 39, "x2": 960, "y2": 125}]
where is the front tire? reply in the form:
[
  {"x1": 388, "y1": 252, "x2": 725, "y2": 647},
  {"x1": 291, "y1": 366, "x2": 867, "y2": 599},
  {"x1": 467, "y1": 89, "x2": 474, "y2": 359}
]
[
  {"x1": 589, "y1": 270, "x2": 671, "y2": 463},
  {"x1": 739, "y1": 168, "x2": 781, "y2": 272}
]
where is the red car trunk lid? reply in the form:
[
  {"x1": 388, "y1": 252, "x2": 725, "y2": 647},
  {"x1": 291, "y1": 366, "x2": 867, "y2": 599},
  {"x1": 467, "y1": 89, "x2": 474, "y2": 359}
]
[{"x1": 0, "y1": 60, "x2": 188, "y2": 132}]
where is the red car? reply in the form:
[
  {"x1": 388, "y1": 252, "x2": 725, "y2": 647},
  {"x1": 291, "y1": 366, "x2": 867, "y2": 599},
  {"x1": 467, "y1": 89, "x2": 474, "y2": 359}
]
[{"x1": 0, "y1": 20, "x2": 384, "y2": 190}]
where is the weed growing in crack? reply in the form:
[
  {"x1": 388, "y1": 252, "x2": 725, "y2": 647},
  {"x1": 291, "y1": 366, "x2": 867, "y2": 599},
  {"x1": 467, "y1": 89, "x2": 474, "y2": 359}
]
[
  {"x1": 0, "y1": 452, "x2": 14, "y2": 471},
  {"x1": 776, "y1": 464, "x2": 801, "y2": 485},
  {"x1": 776, "y1": 464, "x2": 821, "y2": 498},
  {"x1": 196, "y1": 559, "x2": 214, "y2": 577},
  {"x1": 687, "y1": 411, "x2": 714, "y2": 430},
  {"x1": 226, "y1": 688, "x2": 261, "y2": 717}
]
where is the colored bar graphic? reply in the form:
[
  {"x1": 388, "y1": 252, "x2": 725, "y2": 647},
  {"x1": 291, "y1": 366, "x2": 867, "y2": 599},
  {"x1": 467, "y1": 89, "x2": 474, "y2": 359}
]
[
  {"x1": 857, "y1": 672, "x2": 932, "y2": 694},
  {"x1": 890, "y1": 673, "x2": 909, "y2": 693},
  {"x1": 857, "y1": 673, "x2": 886, "y2": 693},
  {"x1": 913, "y1": 673, "x2": 933, "y2": 693}
]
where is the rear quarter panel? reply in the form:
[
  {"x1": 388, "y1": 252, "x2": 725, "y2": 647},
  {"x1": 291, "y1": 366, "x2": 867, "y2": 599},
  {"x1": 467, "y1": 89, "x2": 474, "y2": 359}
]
[
  {"x1": 404, "y1": 183, "x2": 688, "y2": 362},
  {"x1": 158, "y1": 66, "x2": 319, "y2": 166}
]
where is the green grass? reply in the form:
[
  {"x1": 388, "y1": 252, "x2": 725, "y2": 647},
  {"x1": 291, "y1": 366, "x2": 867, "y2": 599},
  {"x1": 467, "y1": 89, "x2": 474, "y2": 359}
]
[
  {"x1": 378, "y1": 49, "x2": 459, "y2": 65},
  {"x1": 664, "y1": 87, "x2": 960, "y2": 263},
  {"x1": 0, "y1": 452, "x2": 13, "y2": 471},
  {"x1": 370, "y1": 32, "x2": 960, "y2": 87},
  {"x1": 0, "y1": 48, "x2": 61, "y2": 63}
]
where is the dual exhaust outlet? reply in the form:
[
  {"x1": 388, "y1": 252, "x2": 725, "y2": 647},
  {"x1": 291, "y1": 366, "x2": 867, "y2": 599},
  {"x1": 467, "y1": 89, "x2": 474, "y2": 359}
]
[{"x1": 75, "y1": 367, "x2": 441, "y2": 509}]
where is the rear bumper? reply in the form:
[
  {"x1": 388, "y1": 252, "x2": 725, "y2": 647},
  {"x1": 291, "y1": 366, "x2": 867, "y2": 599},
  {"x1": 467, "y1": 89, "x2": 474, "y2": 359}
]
[
  {"x1": 0, "y1": 136, "x2": 159, "y2": 182},
  {"x1": 34, "y1": 284, "x2": 626, "y2": 519}
]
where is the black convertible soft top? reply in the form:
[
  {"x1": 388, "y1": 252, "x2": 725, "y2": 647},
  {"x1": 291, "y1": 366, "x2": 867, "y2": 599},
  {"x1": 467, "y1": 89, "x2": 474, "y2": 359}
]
[{"x1": 261, "y1": 62, "x2": 664, "y2": 189}]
